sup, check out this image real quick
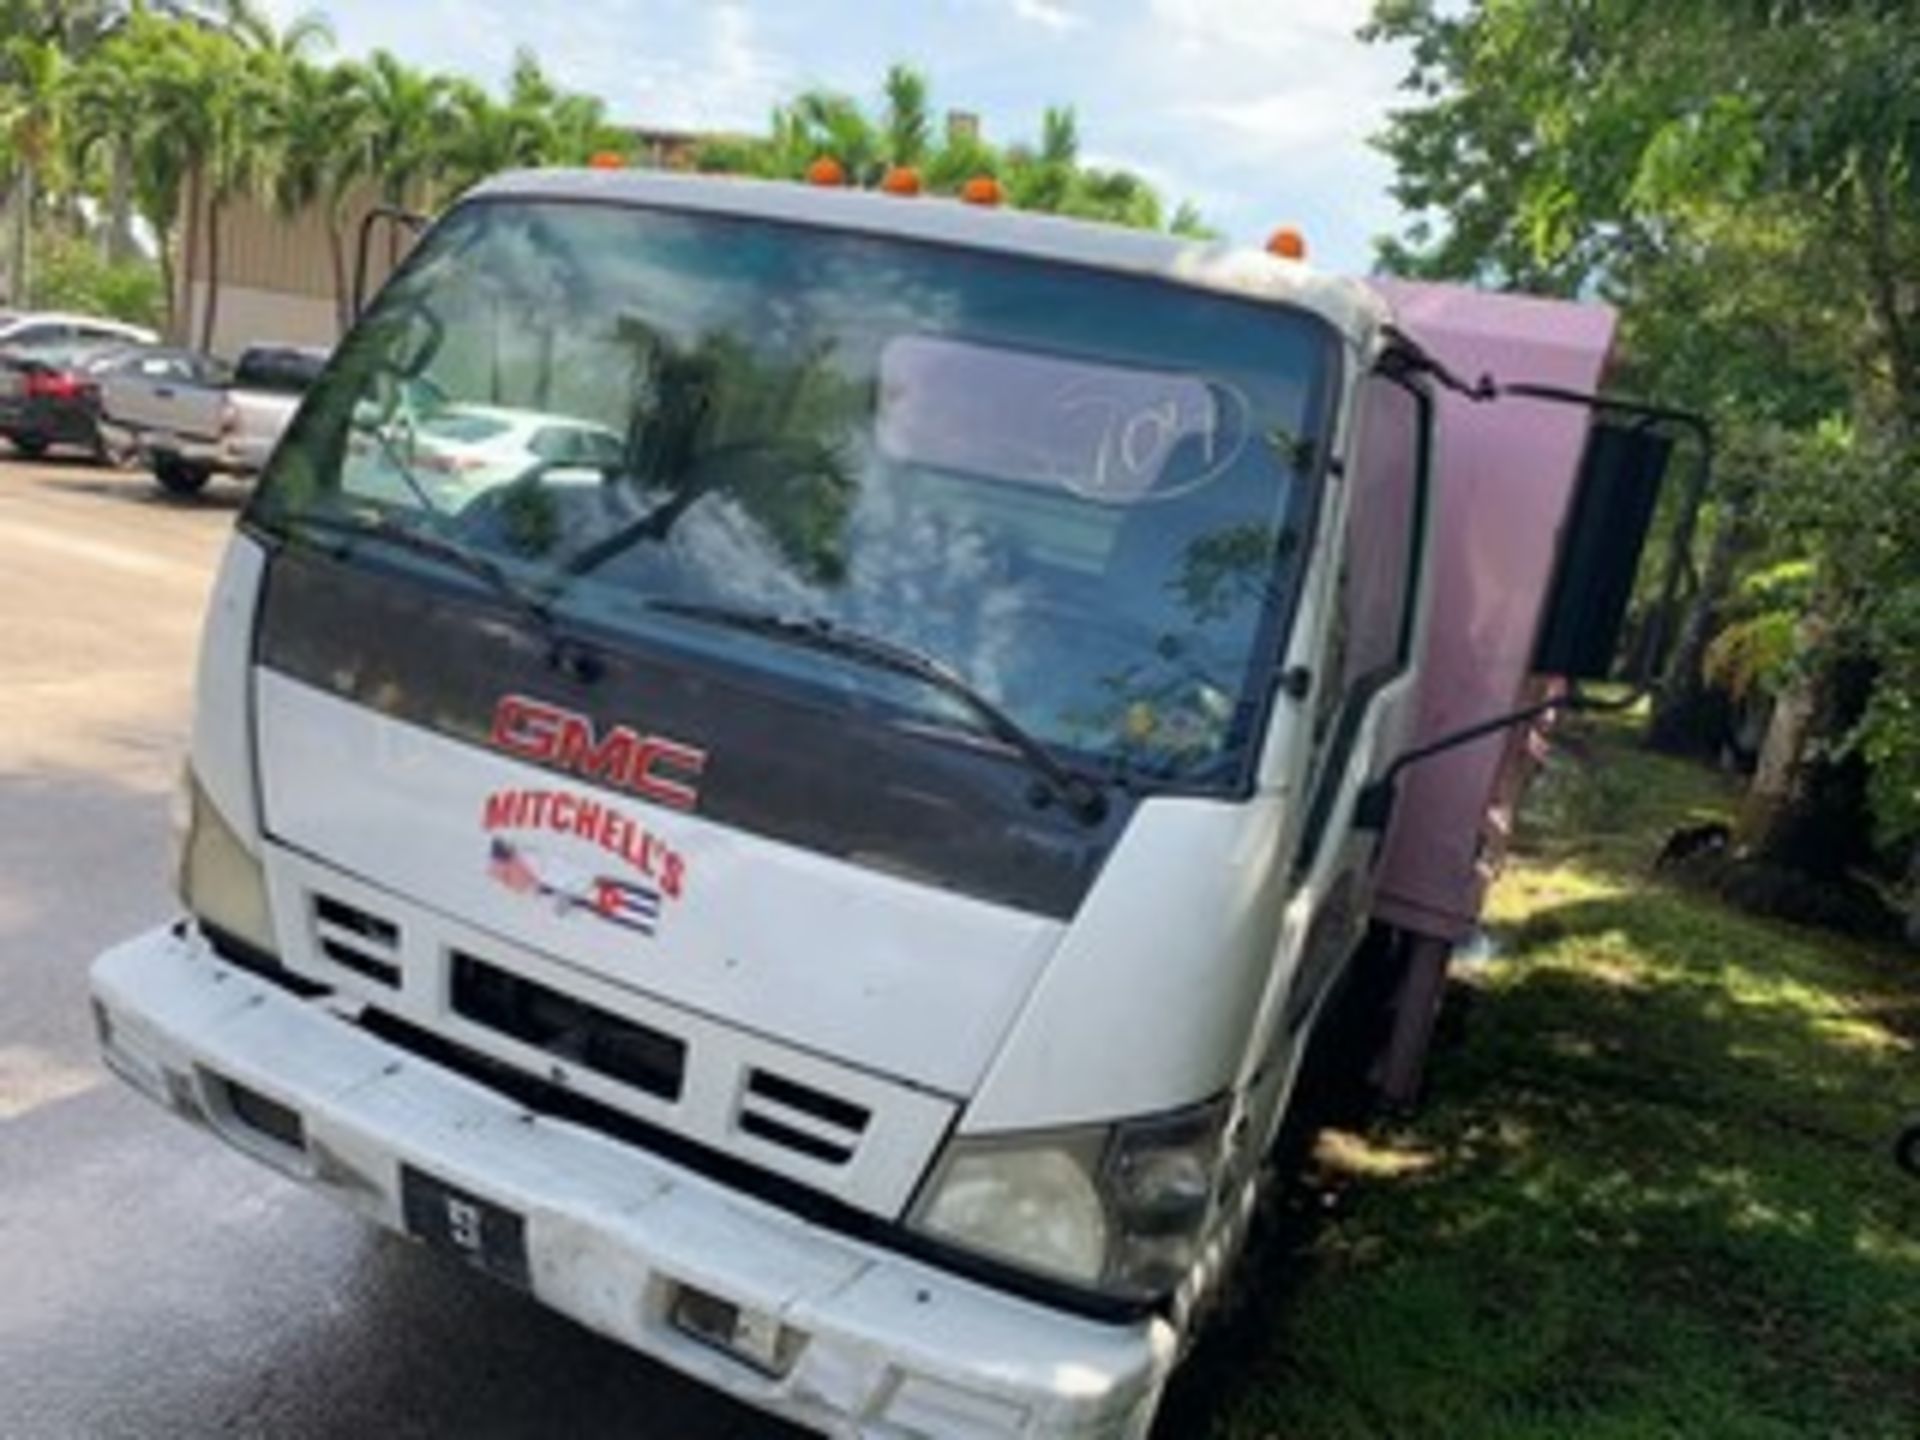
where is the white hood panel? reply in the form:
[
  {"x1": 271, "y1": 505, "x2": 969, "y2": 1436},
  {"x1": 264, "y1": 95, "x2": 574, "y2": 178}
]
[{"x1": 255, "y1": 669, "x2": 1064, "y2": 1096}]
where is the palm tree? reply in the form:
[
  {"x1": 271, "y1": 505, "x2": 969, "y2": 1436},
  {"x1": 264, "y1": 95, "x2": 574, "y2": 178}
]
[
  {"x1": 1007, "y1": 105, "x2": 1077, "y2": 212},
  {"x1": 213, "y1": 0, "x2": 335, "y2": 63},
  {"x1": 0, "y1": 36, "x2": 66, "y2": 306},
  {"x1": 882, "y1": 64, "x2": 929, "y2": 168},
  {"x1": 66, "y1": 34, "x2": 145, "y2": 263},
  {"x1": 546, "y1": 90, "x2": 622, "y2": 167},
  {"x1": 787, "y1": 89, "x2": 883, "y2": 183},
  {"x1": 923, "y1": 127, "x2": 1000, "y2": 193},
  {"x1": 1169, "y1": 201, "x2": 1218, "y2": 241},
  {"x1": 1061, "y1": 166, "x2": 1163, "y2": 230},
  {"x1": 138, "y1": 22, "x2": 223, "y2": 342},
  {"x1": 195, "y1": 32, "x2": 277, "y2": 351},
  {"x1": 439, "y1": 80, "x2": 547, "y2": 194},
  {"x1": 358, "y1": 49, "x2": 450, "y2": 247},
  {"x1": 271, "y1": 57, "x2": 370, "y2": 333}
]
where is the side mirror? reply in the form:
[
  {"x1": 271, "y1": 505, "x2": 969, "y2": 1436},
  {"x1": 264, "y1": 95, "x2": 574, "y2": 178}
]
[
  {"x1": 1352, "y1": 380, "x2": 1713, "y2": 834},
  {"x1": 1531, "y1": 421, "x2": 1674, "y2": 680}
]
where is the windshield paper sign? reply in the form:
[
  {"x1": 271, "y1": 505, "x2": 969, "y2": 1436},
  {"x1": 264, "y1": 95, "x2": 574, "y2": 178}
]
[{"x1": 482, "y1": 786, "x2": 686, "y2": 937}]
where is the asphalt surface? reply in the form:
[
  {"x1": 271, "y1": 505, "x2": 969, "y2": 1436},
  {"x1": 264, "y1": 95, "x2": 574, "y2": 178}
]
[{"x1": 0, "y1": 453, "x2": 801, "y2": 1439}]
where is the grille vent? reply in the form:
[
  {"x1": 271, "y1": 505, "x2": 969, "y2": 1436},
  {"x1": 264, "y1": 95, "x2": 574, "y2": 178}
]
[
  {"x1": 737, "y1": 1068, "x2": 870, "y2": 1166},
  {"x1": 311, "y1": 893, "x2": 401, "y2": 987}
]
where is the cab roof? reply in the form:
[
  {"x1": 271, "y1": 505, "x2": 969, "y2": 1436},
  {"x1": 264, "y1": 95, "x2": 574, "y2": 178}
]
[{"x1": 464, "y1": 168, "x2": 1390, "y2": 352}]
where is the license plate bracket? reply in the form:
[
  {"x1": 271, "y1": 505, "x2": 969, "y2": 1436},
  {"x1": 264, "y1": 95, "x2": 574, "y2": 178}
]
[{"x1": 400, "y1": 1164, "x2": 531, "y2": 1290}]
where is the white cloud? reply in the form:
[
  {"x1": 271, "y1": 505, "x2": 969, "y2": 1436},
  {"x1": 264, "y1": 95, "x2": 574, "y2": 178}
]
[
  {"x1": 254, "y1": 0, "x2": 1416, "y2": 270},
  {"x1": 1177, "y1": 86, "x2": 1379, "y2": 155},
  {"x1": 1148, "y1": 0, "x2": 1373, "y2": 52},
  {"x1": 1009, "y1": 0, "x2": 1087, "y2": 34}
]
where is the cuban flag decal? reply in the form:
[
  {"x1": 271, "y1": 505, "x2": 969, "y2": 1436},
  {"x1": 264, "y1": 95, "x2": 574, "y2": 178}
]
[{"x1": 592, "y1": 877, "x2": 661, "y2": 936}]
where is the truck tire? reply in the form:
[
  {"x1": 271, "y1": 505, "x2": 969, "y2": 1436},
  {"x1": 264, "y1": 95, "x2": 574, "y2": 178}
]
[
  {"x1": 153, "y1": 456, "x2": 212, "y2": 495},
  {"x1": 6, "y1": 433, "x2": 48, "y2": 458}
]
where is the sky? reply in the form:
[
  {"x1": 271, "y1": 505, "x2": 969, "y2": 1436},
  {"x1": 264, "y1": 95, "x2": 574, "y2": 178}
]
[{"x1": 261, "y1": 0, "x2": 1414, "y2": 273}]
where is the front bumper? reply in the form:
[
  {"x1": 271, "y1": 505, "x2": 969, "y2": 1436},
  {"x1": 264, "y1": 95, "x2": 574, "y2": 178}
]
[
  {"x1": 139, "y1": 431, "x2": 244, "y2": 474},
  {"x1": 91, "y1": 926, "x2": 1173, "y2": 1438}
]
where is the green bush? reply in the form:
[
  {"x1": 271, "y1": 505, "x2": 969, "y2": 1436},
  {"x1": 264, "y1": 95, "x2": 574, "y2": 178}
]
[{"x1": 25, "y1": 228, "x2": 166, "y2": 330}]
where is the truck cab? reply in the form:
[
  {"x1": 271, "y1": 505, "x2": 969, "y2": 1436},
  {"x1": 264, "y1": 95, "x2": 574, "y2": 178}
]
[{"x1": 91, "y1": 171, "x2": 1659, "y2": 1438}]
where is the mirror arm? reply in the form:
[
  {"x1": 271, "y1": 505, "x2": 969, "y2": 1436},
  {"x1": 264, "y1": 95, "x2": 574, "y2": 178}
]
[
  {"x1": 1354, "y1": 684, "x2": 1644, "y2": 834},
  {"x1": 352, "y1": 205, "x2": 434, "y2": 319}
]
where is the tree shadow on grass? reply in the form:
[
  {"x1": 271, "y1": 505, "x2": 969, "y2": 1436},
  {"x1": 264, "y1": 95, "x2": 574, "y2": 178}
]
[{"x1": 1160, "y1": 887, "x2": 1920, "y2": 1440}]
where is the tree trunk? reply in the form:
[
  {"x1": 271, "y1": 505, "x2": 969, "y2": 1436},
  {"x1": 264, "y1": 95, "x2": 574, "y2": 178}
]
[
  {"x1": 176, "y1": 165, "x2": 204, "y2": 347},
  {"x1": 1648, "y1": 485, "x2": 1751, "y2": 756},
  {"x1": 1739, "y1": 657, "x2": 1819, "y2": 852},
  {"x1": 200, "y1": 194, "x2": 222, "y2": 355},
  {"x1": 1904, "y1": 843, "x2": 1920, "y2": 948},
  {"x1": 384, "y1": 179, "x2": 404, "y2": 272},
  {"x1": 1857, "y1": 171, "x2": 1920, "y2": 439},
  {"x1": 155, "y1": 233, "x2": 176, "y2": 341},
  {"x1": 1738, "y1": 621, "x2": 1878, "y2": 881},
  {"x1": 9, "y1": 164, "x2": 35, "y2": 307},
  {"x1": 106, "y1": 140, "x2": 135, "y2": 265},
  {"x1": 327, "y1": 218, "x2": 350, "y2": 337}
]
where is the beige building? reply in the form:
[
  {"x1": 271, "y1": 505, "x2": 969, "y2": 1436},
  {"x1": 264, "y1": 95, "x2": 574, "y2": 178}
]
[
  {"x1": 174, "y1": 182, "x2": 411, "y2": 358},
  {"x1": 177, "y1": 132, "x2": 723, "y2": 359}
]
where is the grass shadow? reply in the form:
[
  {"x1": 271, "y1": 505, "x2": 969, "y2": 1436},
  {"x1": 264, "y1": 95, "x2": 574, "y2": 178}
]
[{"x1": 1173, "y1": 722, "x2": 1920, "y2": 1439}]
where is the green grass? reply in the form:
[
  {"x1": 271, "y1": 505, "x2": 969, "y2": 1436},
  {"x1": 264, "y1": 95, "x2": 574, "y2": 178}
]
[{"x1": 1187, "y1": 717, "x2": 1920, "y2": 1439}]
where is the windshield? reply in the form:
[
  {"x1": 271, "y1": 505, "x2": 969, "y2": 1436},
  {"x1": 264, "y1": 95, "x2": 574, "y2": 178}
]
[{"x1": 252, "y1": 198, "x2": 1336, "y2": 785}]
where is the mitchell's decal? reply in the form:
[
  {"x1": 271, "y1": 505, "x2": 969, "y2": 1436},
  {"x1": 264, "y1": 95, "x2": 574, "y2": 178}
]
[
  {"x1": 489, "y1": 693, "x2": 707, "y2": 811},
  {"x1": 487, "y1": 838, "x2": 662, "y2": 936},
  {"x1": 482, "y1": 786, "x2": 688, "y2": 900}
]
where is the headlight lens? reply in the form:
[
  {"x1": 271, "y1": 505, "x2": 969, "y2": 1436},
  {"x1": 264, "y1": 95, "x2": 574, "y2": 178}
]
[
  {"x1": 175, "y1": 767, "x2": 276, "y2": 955},
  {"x1": 917, "y1": 1139, "x2": 1109, "y2": 1284},
  {"x1": 910, "y1": 1099, "x2": 1231, "y2": 1302}
]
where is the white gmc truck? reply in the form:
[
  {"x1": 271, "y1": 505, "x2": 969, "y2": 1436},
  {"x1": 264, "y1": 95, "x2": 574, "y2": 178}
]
[{"x1": 90, "y1": 170, "x2": 1696, "y2": 1437}]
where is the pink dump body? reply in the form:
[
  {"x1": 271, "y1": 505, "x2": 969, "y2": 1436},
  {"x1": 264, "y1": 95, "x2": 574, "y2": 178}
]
[{"x1": 1366, "y1": 280, "x2": 1618, "y2": 944}]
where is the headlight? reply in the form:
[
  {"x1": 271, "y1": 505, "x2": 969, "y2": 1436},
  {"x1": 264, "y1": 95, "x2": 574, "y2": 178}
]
[
  {"x1": 174, "y1": 767, "x2": 277, "y2": 955},
  {"x1": 910, "y1": 1099, "x2": 1231, "y2": 1303}
]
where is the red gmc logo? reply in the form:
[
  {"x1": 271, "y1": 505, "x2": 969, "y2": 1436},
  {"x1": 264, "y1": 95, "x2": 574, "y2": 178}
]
[{"x1": 488, "y1": 694, "x2": 707, "y2": 811}]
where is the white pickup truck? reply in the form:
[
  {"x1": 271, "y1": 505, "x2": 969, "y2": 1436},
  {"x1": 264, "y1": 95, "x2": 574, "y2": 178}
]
[{"x1": 101, "y1": 343, "x2": 327, "y2": 494}]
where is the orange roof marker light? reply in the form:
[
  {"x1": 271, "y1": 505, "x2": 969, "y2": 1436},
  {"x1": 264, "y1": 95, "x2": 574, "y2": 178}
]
[
  {"x1": 806, "y1": 156, "x2": 848, "y2": 187},
  {"x1": 881, "y1": 165, "x2": 923, "y2": 197},
  {"x1": 1266, "y1": 225, "x2": 1308, "y2": 261},
  {"x1": 960, "y1": 175, "x2": 1003, "y2": 207},
  {"x1": 587, "y1": 151, "x2": 625, "y2": 171}
]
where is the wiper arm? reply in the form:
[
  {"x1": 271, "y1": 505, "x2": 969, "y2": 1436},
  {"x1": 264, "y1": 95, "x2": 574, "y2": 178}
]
[
  {"x1": 278, "y1": 509, "x2": 559, "y2": 645},
  {"x1": 356, "y1": 410, "x2": 449, "y2": 520},
  {"x1": 644, "y1": 599, "x2": 1109, "y2": 825}
]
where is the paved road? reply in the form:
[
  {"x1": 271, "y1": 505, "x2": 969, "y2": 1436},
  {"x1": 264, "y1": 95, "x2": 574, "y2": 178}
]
[{"x1": 0, "y1": 455, "x2": 794, "y2": 1439}]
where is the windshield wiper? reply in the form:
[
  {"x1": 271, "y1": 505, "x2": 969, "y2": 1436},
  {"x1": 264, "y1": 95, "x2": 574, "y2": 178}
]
[
  {"x1": 644, "y1": 599, "x2": 1110, "y2": 825},
  {"x1": 277, "y1": 510, "x2": 562, "y2": 649}
]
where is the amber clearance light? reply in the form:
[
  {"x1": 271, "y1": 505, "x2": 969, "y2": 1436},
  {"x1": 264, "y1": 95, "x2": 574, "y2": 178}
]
[
  {"x1": 1266, "y1": 225, "x2": 1308, "y2": 260},
  {"x1": 881, "y1": 165, "x2": 923, "y2": 196},
  {"x1": 960, "y1": 175, "x2": 1003, "y2": 207}
]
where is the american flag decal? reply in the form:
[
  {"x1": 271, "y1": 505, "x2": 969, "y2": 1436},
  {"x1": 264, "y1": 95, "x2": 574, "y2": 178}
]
[
  {"x1": 486, "y1": 837, "x2": 664, "y2": 938},
  {"x1": 488, "y1": 837, "x2": 539, "y2": 893}
]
